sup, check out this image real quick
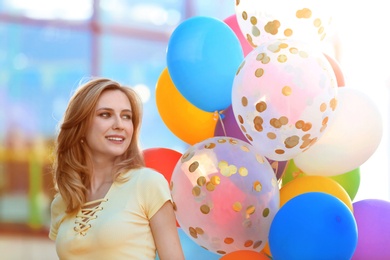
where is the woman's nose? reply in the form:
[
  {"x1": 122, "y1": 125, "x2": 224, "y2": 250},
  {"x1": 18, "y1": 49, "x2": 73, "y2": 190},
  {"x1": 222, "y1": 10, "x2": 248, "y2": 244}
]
[{"x1": 113, "y1": 116, "x2": 124, "y2": 130}]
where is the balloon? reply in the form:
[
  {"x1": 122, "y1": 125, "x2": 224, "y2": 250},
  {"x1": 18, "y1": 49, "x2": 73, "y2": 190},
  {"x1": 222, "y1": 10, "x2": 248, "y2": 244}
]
[
  {"x1": 171, "y1": 137, "x2": 279, "y2": 255},
  {"x1": 235, "y1": 0, "x2": 333, "y2": 47},
  {"x1": 280, "y1": 175, "x2": 353, "y2": 211},
  {"x1": 282, "y1": 160, "x2": 360, "y2": 201},
  {"x1": 269, "y1": 192, "x2": 358, "y2": 260},
  {"x1": 330, "y1": 168, "x2": 360, "y2": 201},
  {"x1": 294, "y1": 87, "x2": 383, "y2": 176},
  {"x1": 156, "y1": 227, "x2": 220, "y2": 260},
  {"x1": 166, "y1": 16, "x2": 244, "y2": 112},
  {"x1": 220, "y1": 250, "x2": 270, "y2": 260},
  {"x1": 143, "y1": 147, "x2": 182, "y2": 182},
  {"x1": 224, "y1": 14, "x2": 254, "y2": 57},
  {"x1": 324, "y1": 53, "x2": 345, "y2": 87},
  {"x1": 352, "y1": 199, "x2": 390, "y2": 260},
  {"x1": 155, "y1": 68, "x2": 217, "y2": 145},
  {"x1": 232, "y1": 39, "x2": 338, "y2": 161}
]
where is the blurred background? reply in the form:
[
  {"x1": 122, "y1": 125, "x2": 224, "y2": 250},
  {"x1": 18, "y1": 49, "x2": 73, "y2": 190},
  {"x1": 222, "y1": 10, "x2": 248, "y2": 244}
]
[{"x1": 0, "y1": 0, "x2": 389, "y2": 259}]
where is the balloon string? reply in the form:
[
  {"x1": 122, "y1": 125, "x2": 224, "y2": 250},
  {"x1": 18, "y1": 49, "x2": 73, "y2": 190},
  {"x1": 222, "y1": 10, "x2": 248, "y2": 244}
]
[{"x1": 215, "y1": 111, "x2": 227, "y2": 137}]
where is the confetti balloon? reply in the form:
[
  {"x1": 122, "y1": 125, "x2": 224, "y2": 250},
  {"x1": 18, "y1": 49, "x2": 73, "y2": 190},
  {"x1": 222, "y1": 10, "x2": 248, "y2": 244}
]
[
  {"x1": 171, "y1": 137, "x2": 280, "y2": 255},
  {"x1": 231, "y1": 39, "x2": 338, "y2": 161},
  {"x1": 234, "y1": 0, "x2": 334, "y2": 47}
]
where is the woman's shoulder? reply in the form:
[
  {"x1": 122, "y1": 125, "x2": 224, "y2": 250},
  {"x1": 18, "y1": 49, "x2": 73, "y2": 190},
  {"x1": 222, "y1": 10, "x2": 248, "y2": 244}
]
[{"x1": 123, "y1": 167, "x2": 168, "y2": 184}]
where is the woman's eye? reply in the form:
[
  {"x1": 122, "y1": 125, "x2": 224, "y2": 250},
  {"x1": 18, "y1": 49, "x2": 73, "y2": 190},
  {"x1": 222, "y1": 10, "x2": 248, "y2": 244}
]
[
  {"x1": 99, "y1": 112, "x2": 110, "y2": 118},
  {"x1": 122, "y1": 114, "x2": 132, "y2": 120}
]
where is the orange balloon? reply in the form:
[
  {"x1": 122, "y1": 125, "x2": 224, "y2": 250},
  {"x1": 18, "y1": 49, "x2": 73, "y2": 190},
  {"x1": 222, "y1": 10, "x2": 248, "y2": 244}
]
[
  {"x1": 156, "y1": 68, "x2": 217, "y2": 145},
  {"x1": 220, "y1": 250, "x2": 270, "y2": 260},
  {"x1": 143, "y1": 147, "x2": 182, "y2": 182},
  {"x1": 324, "y1": 53, "x2": 345, "y2": 87},
  {"x1": 280, "y1": 175, "x2": 353, "y2": 211}
]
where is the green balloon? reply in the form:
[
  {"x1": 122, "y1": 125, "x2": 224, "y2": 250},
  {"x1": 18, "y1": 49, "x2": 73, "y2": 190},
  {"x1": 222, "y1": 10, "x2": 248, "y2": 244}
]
[{"x1": 282, "y1": 160, "x2": 360, "y2": 201}]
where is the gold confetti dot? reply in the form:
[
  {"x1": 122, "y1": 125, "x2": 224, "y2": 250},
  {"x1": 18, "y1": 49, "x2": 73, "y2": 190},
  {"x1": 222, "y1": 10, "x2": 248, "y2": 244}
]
[
  {"x1": 290, "y1": 47, "x2": 299, "y2": 54},
  {"x1": 240, "y1": 145, "x2": 250, "y2": 152},
  {"x1": 256, "y1": 154, "x2": 265, "y2": 163},
  {"x1": 322, "y1": 116, "x2": 329, "y2": 125},
  {"x1": 224, "y1": 237, "x2": 234, "y2": 244},
  {"x1": 254, "y1": 116, "x2": 264, "y2": 131},
  {"x1": 285, "y1": 135, "x2": 300, "y2": 148},
  {"x1": 195, "y1": 227, "x2": 204, "y2": 235},
  {"x1": 299, "y1": 51, "x2": 309, "y2": 58},
  {"x1": 275, "y1": 149, "x2": 285, "y2": 154},
  {"x1": 250, "y1": 16, "x2": 257, "y2": 25},
  {"x1": 265, "y1": 20, "x2": 280, "y2": 35},
  {"x1": 206, "y1": 182, "x2": 216, "y2": 191},
  {"x1": 204, "y1": 142, "x2": 216, "y2": 149},
  {"x1": 172, "y1": 201, "x2": 177, "y2": 211},
  {"x1": 181, "y1": 151, "x2": 194, "y2": 163},
  {"x1": 320, "y1": 103, "x2": 327, "y2": 112},
  {"x1": 280, "y1": 116, "x2": 288, "y2": 125},
  {"x1": 242, "y1": 11, "x2": 247, "y2": 20},
  {"x1": 284, "y1": 28, "x2": 293, "y2": 37},
  {"x1": 192, "y1": 186, "x2": 201, "y2": 197},
  {"x1": 263, "y1": 208, "x2": 270, "y2": 217},
  {"x1": 295, "y1": 120, "x2": 304, "y2": 129},
  {"x1": 277, "y1": 54, "x2": 288, "y2": 63},
  {"x1": 255, "y1": 68, "x2": 264, "y2": 77},
  {"x1": 200, "y1": 204, "x2": 210, "y2": 214},
  {"x1": 296, "y1": 8, "x2": 312, "y2": 19},
  {"x1": 267, "y1": 132, "x2": 277, "y2": 139},
  {"x1": 246, "y1": 134, "x2": 253, "y2": 141},
  {"x1": 313, "y1": 18, "x2": 322, "y2": 27},
  {"x1": 189, "y1": 227, "x2": 198, "y2": 238},
  {"x1": 252, "y1": 25, "x2": 261, "y2": 37},
  {"x1": 221, "y1": 167, "x2": 231, "y2": 177},
  {"x1": 233, "y1": 202, "x2": 242, "y2": 212},
  {"x1": 241, "y1": 96, "x2": 248, "y2": 107},
  {"x1": 255, "y1": 101, "x2": 267, "y2": 112},
  {"x1": 282, "y1": 86, "x2": 292, "y2": 96},
  {"x1": 330, "y1": 98, "x2": 338, "y2": 110},
  {"x1": 253, "y1": 180, "x2": 262, "y2": 192},
  {"x1": 229, "y1": 138, "x2": 238, "y2": 145},
  {"x1": 229, "y1": 165, "x2": 238, "y2": 175},
  {"x1": 218, "y1": 138, "x2": 227, "y2": 144},
  {"x1": 246, "y1": 205, "x2": 255, "y2": 215},
  {"x1": 189, "y1": 161, "x2": 199, "y2": 172},
  {"x1": 240, "y1": 124, "x2": 247, "y2": 133},
  {"x1": 211, "y1": 176, "x2": 221, "y2": 185},
  {"x1": 244, "y1": 240, "x2": 254, "y2": 247},
  {"x1": 238, "y1": 167, "x2": 248, "y2": 176},
  {"x1": 302, "y1": 122, "x2": 312, "y2": 132},
  {"x1": 242, "y1": 219, "x2": 252, "y2": 228},
  {"x1": 253, "y1": 241, "x2": 263, "y2": 249},
  {"x1": 197, "y1": 176, "x2": 206, "y2": 186},
  {"x1": 217, "y1": 250, "x2": 226, "y2": 255}
]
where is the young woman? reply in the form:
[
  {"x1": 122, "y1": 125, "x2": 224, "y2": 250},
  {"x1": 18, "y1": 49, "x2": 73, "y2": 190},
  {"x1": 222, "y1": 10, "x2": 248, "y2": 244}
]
[{"x1": 49, "y1": 78, "x2": 184, "y2": 260}]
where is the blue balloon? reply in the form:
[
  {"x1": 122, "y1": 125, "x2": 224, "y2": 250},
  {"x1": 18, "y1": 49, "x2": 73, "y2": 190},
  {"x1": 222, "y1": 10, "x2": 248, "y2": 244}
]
[
  {"x1": 269, "y1": 192, "x2": 358, "y2": 260},
  {"x1": 156, "y1": 227, "x2": 220, "y2": 260},
  {"x1": 166, "y1": 16, "x2": 244, "y2": 112}
]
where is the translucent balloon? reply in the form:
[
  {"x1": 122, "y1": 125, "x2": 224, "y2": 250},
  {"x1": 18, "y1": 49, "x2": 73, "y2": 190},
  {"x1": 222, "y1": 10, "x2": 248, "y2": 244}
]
[
  {"x1": 171, "y1": 137, "x2": 279, "y2": 255},
  {"x1": 232, "y1": 39, "x2": 338, "y2": 161},
  {"x1": 235, "y1": 0, "x2": 334, "y2": 47},
  {"x1": 294, "y1": 87, "x2": 383, "y2": 176}
]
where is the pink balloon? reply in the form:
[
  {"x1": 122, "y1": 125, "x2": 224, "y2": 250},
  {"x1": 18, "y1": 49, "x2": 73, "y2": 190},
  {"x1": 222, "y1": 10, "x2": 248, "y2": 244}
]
[
  {"x1": 224, "y1": 14, "x2": 254, "y2": 57},
  {"x1": 352, "y1": 199, "x2": 390, "y2": 260}
]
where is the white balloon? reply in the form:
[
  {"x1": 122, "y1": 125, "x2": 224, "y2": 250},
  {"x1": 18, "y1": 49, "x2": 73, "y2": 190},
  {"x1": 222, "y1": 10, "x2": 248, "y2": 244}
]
[{"x1": 293, "y1": 87, "x2": 383, "y2": 176}]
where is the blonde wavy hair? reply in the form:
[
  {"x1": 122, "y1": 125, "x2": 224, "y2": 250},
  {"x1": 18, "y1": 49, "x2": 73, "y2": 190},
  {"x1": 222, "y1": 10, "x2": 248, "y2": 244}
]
[{"x1": 52, "y1": 77, "x2": 144, "y2": 214}]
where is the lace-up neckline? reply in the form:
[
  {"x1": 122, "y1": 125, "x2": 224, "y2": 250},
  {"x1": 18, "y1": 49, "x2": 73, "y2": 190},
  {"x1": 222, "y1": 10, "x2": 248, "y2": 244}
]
[{"x1": 74, "y1": 198, "x2": 108, "y2": 236}]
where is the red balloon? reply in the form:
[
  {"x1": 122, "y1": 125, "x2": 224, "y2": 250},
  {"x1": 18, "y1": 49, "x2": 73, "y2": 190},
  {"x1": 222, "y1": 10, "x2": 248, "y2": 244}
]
[
  {"x1": 324, "y1": 53, "x2": 345, "y2": 87},
  {"x1": 220, "y1": 250, "x2": 270, "y2": 260},
  {"x1": 143, "y1": 147, "x2": 182, "y2": 182}
]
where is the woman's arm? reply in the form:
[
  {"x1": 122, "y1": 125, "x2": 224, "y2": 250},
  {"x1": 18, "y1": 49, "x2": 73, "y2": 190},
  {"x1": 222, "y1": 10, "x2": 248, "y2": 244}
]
[{"x1": 150, "y1": 201, "x2": 185, "y2": 260}]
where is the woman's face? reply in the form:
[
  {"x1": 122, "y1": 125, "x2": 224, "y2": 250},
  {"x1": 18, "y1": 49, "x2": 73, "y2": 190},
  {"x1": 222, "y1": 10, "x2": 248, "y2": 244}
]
[{"x1": 85, "y1": 89, "x2": 134, "y2": 162}]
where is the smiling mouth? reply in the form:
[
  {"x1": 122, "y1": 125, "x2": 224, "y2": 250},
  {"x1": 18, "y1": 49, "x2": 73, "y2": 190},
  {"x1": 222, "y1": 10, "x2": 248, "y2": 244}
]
[{"x1": 106, "y1": 137, "x2": 124, "y2": 141}]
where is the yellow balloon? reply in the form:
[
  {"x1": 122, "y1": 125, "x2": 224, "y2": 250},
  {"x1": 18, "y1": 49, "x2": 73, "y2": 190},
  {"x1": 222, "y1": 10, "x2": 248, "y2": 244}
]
[
  {"x1": 156, "y1": 68, "x2": 217, "y2": 145},
  {"x1": 280, "y1": 175, "x2": 353, "y2": 212}
]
